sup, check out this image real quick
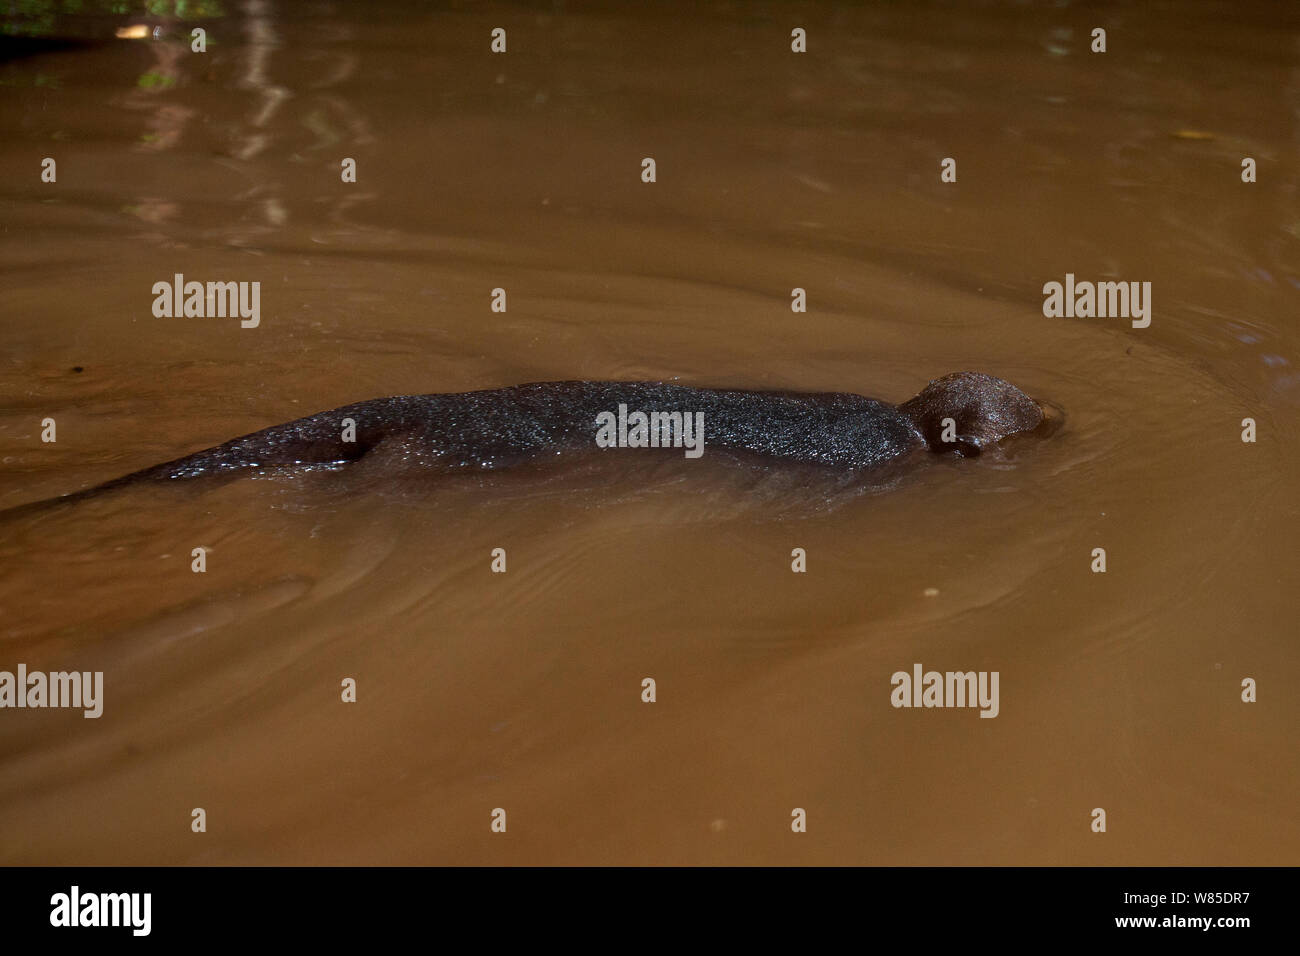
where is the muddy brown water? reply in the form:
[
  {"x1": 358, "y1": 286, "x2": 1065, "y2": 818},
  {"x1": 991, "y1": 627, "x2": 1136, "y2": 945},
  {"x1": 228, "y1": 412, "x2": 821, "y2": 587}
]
[{"x1": 0, "y1": 1, "x2": 1296, "y2": 864}]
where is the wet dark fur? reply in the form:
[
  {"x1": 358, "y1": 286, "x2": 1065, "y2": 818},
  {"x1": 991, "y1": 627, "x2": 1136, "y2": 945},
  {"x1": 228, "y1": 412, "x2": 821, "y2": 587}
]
[{"x1": 6, "y1": 371, "x2": 1044, "y2": 514}]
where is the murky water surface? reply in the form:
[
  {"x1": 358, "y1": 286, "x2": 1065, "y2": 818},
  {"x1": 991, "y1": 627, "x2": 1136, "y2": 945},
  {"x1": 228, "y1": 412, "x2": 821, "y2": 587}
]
[{"x1": 1, "y1": 1, "x2": 1296, "y2": 863}]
